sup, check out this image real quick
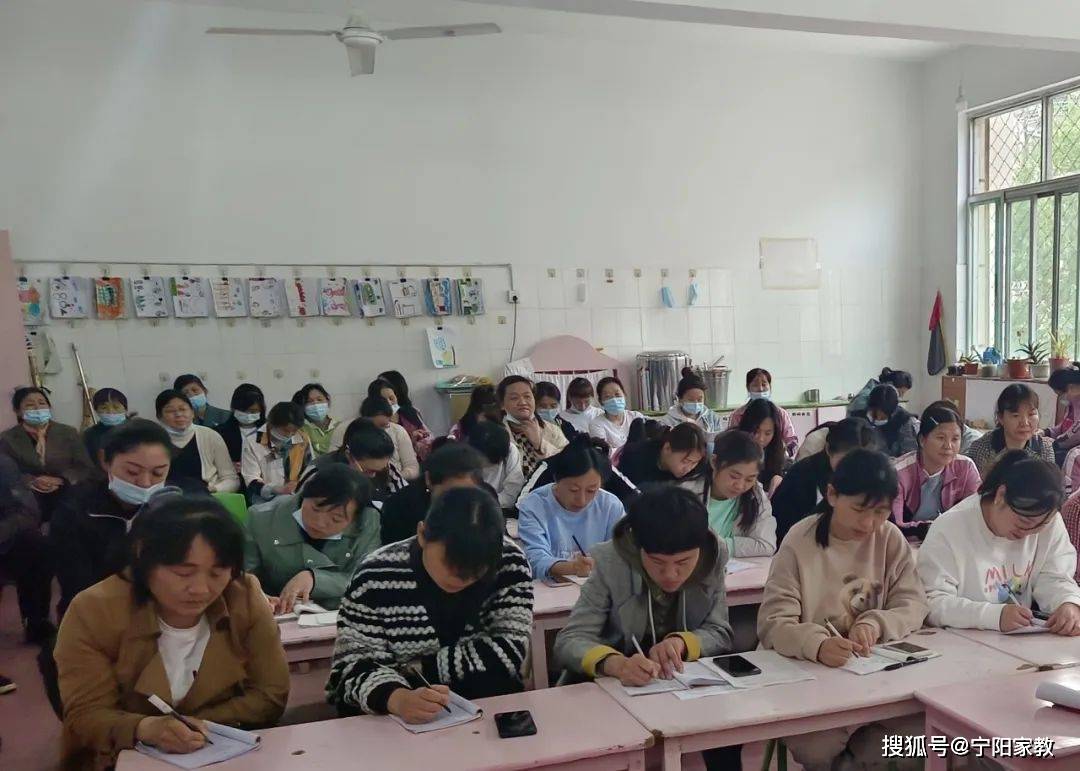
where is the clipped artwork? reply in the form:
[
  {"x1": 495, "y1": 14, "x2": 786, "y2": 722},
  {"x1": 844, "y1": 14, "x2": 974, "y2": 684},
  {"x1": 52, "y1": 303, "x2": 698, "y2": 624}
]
[
  {"x1": 132, "y1": 277, "x2": 170, "y2": 318},
  {"x1": 170, "y1": 276, "x2": 211, "y2": 318},
  {"x1": 248, "y1": 277, "x2": 283, "y2": 318},
  {"x1": 48, "y1": 277, "x2": 90, "y2": 319},
  {"x1": 423, "y1": 278, "x2": 453, "y2": 316},
  {"x1": 211, "y1": 278, "x2": 248, "y2": 318},
  {"x1": 319, "y1": 278, "x2": 351, "y2": 316},
  {"x1": 17, "y1": 277, "x2": 46, "y2": 326},
  {"x1": 352, "y1": 278, "x2": 386, "y2": 318},
  {"x1": 285, "y1": 278, "x2": 320, "y2": 317},
  {"x1": 388, "y1": 278, "x2": 423, "y2": 318},
  {"x1": 94, "y1": 277, "x2": 127, "y2": 320},
  {"x1": 426, "y1": 326, "x2": 459, "y2": 369},
  {"x1": 456, "y1": 278, "x2": 485, "y2": 316}
]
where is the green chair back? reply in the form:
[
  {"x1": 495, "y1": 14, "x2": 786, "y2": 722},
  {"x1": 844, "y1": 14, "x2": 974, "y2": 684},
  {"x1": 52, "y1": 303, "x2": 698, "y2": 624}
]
[{"x1": 213, "y1": 492, "x2": 249, "y2": 526}]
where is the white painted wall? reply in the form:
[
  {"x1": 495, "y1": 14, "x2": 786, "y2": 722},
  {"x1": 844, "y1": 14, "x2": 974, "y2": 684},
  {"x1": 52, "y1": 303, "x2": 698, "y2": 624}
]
[{"x1": 1, "y1": 0, "x2": 924, "y2": 432}]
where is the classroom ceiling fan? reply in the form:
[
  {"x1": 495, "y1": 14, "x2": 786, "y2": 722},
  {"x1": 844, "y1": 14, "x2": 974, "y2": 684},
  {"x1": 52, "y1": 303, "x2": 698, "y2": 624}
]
[{"x1": 205, "y1": 10, "x2": 501, "y2": 76}]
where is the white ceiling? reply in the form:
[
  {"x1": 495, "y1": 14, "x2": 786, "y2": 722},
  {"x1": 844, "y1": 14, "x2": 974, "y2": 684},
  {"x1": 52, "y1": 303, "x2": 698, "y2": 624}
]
[{"x1": 161, "y1": 0, "x2": 955, "y2": 60}]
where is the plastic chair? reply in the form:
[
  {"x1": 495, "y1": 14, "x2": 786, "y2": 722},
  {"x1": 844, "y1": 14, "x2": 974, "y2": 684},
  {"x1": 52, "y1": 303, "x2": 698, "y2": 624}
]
[{"x1": 213, "y1": 492, "x2": 249, "y2": 526}]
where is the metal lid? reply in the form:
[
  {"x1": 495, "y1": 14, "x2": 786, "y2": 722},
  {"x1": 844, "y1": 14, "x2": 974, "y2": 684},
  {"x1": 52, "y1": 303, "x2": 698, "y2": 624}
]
[{"x1": 636, "y1": 350, "x2": 690, "y2": 359}]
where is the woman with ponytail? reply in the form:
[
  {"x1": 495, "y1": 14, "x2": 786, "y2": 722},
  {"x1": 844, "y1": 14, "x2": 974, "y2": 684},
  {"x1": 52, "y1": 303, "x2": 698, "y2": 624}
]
[
  {"x1": 660, "y1": 368, "x2": 725, "y2": 435},
  {"x1": 611, "y1": 422, "x2": 711, "y2": 502},
  {"x1": 707, "y1": 430, "x2": 777, "y2": 557}
]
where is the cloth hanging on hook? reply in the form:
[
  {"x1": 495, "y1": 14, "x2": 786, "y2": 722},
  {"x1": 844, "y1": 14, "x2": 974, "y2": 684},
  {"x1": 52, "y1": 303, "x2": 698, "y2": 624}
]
[
  {"x1": 661, "y1": 286, "x2": 676, "y2": 309},
  {"x1": 687, "y1": 280, "x2": 702, "y2": 307}
]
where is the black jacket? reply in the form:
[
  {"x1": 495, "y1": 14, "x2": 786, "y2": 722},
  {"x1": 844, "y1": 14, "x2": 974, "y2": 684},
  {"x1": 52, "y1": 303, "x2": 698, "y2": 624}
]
[
  {"x1": 771, "y1": 451, "x2": 832, "y2": 545},
  {"x1": 611, "y1": 439, "x2": 709, "y2": 503},
  {"x1": 215, "y1": 416, "x2": 264, "y2": 463},
  {"x1": 379, "y1": 481, "x2": 432, "y2": 546}
]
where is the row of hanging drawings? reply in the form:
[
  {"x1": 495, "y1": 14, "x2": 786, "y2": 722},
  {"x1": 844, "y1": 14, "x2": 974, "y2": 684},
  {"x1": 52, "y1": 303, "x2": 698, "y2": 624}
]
[{"x1": 16, "y1": 275, "x2": 485, "y2": 324}]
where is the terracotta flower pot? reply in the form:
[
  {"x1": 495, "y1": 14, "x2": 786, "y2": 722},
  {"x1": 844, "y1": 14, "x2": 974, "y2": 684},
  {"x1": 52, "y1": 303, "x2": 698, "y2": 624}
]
[
  {"x1": 1005, "y1": 359, "x2": 1032, "y2": 379},
  {"x1": 1051, "y1": 357, "x2": 1070, "y2": 373},
  {"x1": 962, "y1": 362, "x2": 979, "y2": 376}
]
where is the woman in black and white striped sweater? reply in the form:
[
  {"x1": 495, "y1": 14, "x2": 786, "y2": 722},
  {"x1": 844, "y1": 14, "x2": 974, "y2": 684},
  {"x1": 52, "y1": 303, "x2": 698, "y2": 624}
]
[{"x1": 326, "y1": 487, "x2": 534, "y2": 723}]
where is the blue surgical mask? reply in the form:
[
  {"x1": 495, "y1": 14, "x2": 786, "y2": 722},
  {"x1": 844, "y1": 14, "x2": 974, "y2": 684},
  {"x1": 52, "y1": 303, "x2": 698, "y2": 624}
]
[
  {"x1": 270, "y1": 429, "x2": 293, "y2": 446},
  {"x1": 164, "y1": 423, "x2": 193, "y2": 438},
  {"x1": 235, "y1": 410, "x2": 261, "y2": 425},
  {"x1": 22, "y1": 408, "x2": 51, "y2": 426},
  {"x1": 188, "y1": 393, "x2": 208, "y2": 411},
  {"x1": 537, "y1": 408, "x2": 559, "y2": 422},
  {"x1": 292, "y1": 508, "x2": 344, "y2": 541},
  {"x1": 682, "y1": 401, "x2": 704, "y2": 416},
  {"x1": 98, "y1": 413, "x2": 127, "y2": 427},
  {"x1": 305, "y1": 403, "x2": 329, "y2": 422},
  {"x1": 602, "y1": 397, "x2": 626, "y2": 416},
  {"x1": 749, "y1": 390, "x2": 771, "y2": 401},
  {"x1": 870, "y1": 418, "x2": 888, "y2": 427},
  {"x1": 108, "y1": 475, "x2": 165, "y2": 506}
]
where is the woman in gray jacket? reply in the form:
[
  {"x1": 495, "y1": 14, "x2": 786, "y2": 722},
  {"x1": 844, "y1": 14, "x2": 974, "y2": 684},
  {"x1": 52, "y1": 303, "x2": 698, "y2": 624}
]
[{"x1": 553, "y1": 486, "x2": 740, "y2": 770}]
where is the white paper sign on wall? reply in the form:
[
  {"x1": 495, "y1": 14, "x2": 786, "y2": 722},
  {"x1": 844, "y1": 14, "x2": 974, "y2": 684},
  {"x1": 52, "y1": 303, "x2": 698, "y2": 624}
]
[{"x1": 759, "y1": 238, "x2": 820, "y2": 290}]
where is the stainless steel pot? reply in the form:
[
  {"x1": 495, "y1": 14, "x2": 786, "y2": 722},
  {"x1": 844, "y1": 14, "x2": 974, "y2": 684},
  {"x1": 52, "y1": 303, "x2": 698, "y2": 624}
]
[
  {"x1": 695, "y1": 365, "x2": 731, "y2": 410},
  {"x1": 636, "y1": 351, "x2": 692, "y2": 412}
]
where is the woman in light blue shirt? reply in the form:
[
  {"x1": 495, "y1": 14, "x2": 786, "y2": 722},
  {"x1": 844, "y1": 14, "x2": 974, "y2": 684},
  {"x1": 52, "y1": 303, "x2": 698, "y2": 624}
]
[{"x1": 517, "y1": 436, "x2": 625, "y2": 580}]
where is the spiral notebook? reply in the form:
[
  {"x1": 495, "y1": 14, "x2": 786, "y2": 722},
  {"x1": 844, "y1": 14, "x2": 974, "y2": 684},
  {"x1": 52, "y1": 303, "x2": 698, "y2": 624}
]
[
  {"x1": 135, "y1": 722, "x2": 260, "y2": 768},
  {"x1": 390, "y1": 691, "x2": 482, "y2": 734}
]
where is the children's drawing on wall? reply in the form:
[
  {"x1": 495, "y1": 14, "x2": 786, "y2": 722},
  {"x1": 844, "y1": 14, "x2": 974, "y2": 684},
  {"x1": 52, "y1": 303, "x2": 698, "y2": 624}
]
[
  {"x1": 132, "y1": 277, "x2": 169, "y2": 318},
  {"x1": 170, "y1": 276, "x2": 211, "y2": 318},
  {"x1": 48, "y1": 277, "x2": 90, "y2": 319},
  {"x1": 94, "y1": 277, "x2": 127, "y2": 320},
  {"x1": 456, "y1": 278, "x2": 485, "y2": 316},
  {"x1": 248, "y1": 277, "x2": 283, "y2": 318},
  {"x1": 319, "y1": 278, "x2": 351, "y2": 316},
  {"x1": 424, "y1": 278, "x2": 453, "y2": 316},
  {"x1": 352, "y1": 278, "x2": 386, "y2": 317},
  {"x1": 211, "y1": 278, "x2": 248, "y2": 318},
  {"x1": 18, "y1": 277, "x2": 46, "y2": 326},
  {"x1": 426, "y1": 326, "x2": 459, "y2": 369},
  {"x1": 285, "y1": 278, "x2": 319, "y2": 317},
  {"x1": 389, "y1": 278, "x2": 423, "y2": 318}
]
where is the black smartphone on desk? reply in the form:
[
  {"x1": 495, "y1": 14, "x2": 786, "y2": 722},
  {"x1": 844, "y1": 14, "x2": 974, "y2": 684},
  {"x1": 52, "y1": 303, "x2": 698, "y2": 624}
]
[
  {"x1": 711, "y1": 654, "x2": 762, "y2": 677},
  {"x1": 495, "y1": 710, "x2": 537, "y2": 738}
]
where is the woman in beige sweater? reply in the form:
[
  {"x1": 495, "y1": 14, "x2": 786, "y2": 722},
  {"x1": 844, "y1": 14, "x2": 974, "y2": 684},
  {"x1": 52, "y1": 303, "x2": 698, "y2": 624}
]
[{"x1": 757, "y1": 449, "x2": 928, "y2": 771}]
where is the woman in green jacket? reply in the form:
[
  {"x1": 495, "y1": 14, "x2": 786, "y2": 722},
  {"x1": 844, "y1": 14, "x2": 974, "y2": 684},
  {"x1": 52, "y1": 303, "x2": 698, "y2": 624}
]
[{"x1": 244, "y1": 464, "x2": 380, "y2": 613}]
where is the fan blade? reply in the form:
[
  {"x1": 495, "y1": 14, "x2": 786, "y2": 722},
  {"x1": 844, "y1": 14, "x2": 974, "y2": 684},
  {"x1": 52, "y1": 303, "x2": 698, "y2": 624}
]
[
  {"x1": 205, "y1": 27, "x2": 338, "y2": 36},
  {"x1": 381, "y1": 23, "x2": 501, "y2": 41},
  {"x1": 346, "y1": 44, "x2": 376, "y2": 76}
]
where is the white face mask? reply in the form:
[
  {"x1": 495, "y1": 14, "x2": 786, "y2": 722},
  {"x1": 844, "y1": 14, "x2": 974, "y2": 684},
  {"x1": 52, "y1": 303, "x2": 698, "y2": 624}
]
[
  {"x1": 108, "y1": 475, "x2": 165, "y2": 506},
  {"x1": 235, "y1": 410, "x2": 261, "y2": 425},
  {"x1": 164, "y1": 423, "x2": 194, "y2": 439}
]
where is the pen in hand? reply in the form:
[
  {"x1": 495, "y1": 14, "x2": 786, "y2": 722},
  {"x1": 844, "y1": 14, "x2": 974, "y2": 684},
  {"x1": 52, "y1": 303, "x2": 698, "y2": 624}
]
[
  {"x1": 571, "y1": 535, "x2": 587, "y2": 556},
  {"x1": 147, "y1": 694, "x2": 213, "y2": 745},
  {"x1": 414, "y1": 670, "x2": 453, "y2": 715}
]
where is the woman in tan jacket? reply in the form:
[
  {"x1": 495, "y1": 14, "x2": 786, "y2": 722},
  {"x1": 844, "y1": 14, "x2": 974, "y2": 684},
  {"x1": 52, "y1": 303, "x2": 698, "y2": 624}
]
[{"x1": 54, "y1": 496, "x2": 289, "y2": 770}]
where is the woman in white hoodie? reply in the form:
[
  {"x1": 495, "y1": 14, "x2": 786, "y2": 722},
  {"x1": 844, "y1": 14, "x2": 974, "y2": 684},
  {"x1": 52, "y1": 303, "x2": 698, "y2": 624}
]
[
  {"x1": 660, "y1": 368, "x2": 724, "y2": 437},
  {"x1": 917, "y1": 450, "x2": 1080, "y2": 635}
]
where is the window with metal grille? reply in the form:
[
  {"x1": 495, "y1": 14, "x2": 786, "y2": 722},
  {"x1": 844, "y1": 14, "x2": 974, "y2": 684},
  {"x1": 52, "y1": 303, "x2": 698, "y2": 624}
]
[{"x1": 968, "y1": 84, "x2": 1080, "y2": 360}]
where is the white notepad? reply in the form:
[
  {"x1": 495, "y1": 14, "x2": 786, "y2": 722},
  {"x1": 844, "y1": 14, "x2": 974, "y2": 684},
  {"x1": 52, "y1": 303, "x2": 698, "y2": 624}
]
[
  {"x1": 135, "y1": 722, "x2": 260, "y2": 768},
  {"x1": 621, "y1": 660, "x2": 732, "y2": 696},
  {"x1": 726, "y1": 559, "x2": 755, "y2": 574},
  {"x1": 390, "y1": 691, "x2": 483, "y2": 733},
  {"x1": 839, "y1": 642, "x2": 940, "y2": 675},
  {"x1": 707, "y1": 650, "x2": 817, "y2": 690},
  {"x1": 274, "y1": 601, "x2": 330, "y2": 623},
  {"x1": 297, "y1": 611, "x2": 338, "y2": 628},
  {"x1": 1004, "y1": 618, "x2": 1049, "y2": 635}
]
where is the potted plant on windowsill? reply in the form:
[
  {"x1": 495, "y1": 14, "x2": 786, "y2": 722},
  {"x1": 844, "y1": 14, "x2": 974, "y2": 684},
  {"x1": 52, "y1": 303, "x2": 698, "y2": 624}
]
[
  {"x1": 1050, "y1": 333, "x2": 1071, "y2": 373},
  {"x1": 959, "y1": 347, "x2": 981, "y2": 376},
  {"x1": 1008, "y1": 342, "x2": 1046, "y2": 380}
]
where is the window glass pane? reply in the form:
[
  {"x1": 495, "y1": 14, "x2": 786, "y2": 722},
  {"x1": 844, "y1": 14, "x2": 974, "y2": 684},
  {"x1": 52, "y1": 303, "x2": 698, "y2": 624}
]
[
  {"x1": 1051, "y1": 89, "x2": 1080, "y2": 179},
  {"x1": 1008, "y1": 199, "x2": 1032, "y2": 355},
  {"x1": 1060, "y1": 193, "x2": 1079, "y2": 359},
  {"x1": 970, "y1": 202, "x2": 997, "y2": 350},
  {"x1": 973, "y1": 103, "x2": 1043, "y2": 193},
  {"x1": 1034, "y1": 196, "x2": 1055, "y2": 349}
]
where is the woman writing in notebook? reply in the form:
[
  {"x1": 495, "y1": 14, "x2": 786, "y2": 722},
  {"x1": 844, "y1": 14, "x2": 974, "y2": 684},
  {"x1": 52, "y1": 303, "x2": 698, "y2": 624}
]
[
  {"x1": 726, "y1": 368, "x2": 798, "y2": 455},
  {"x1": 917, "y1": 451, "x2": 1080, "y2": 635},
  {"x1": 735, "y1": 398, "x2": 790, "y2": 496},
  {"x1": 707, "y1": 430, "x2": 777, "y2": 557},
  {"x1": 757, "y1": 449, "x2": 928, "y2": 769},
  {"x1": 610, "y1": 422, "x2": 711, "y2": 502},
  {"x1": 54, "y1": 497, "x2": 289, "y2": 770}
]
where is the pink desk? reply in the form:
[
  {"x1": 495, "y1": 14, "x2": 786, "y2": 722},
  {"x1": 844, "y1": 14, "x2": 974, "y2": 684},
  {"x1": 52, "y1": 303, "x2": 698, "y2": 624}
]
[
  {"x1": 597, "y1": 629, "x2": 1024, "y2": 771},
  {"x1": 945, "y1": 628, "x2": 1080, "y2": 670},
  {"x1": 116, "y1": 682, "x2": 653, "y2": 771},
  {"x1": 278, "y1": 620, "x2": 336, "y2": 666},
  {"x1": 917, "y1": 669, "x2": 1080, "y2": 770},
  {"x1": 529, "y1": 557, "x2": 773, "y2": 689}
]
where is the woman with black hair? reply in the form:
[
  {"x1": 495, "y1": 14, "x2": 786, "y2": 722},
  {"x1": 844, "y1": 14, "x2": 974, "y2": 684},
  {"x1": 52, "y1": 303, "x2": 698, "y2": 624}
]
[
  {"x1": 726, "y1": 368, "x2": 798, "y2": 455},
  {"x1": 771, "y1": 417, "x2": 882, "y2": 544},
  {"x1": 374, "y1": 371, "x2": 434, "y2": 459},
  {"x1": 82, "y1": 387, "x2": 131, "y2": 464},
  {"x1": 293, "y1": 383, "x2": 340, "y2": 457},
  {"x1": 918, "y1": 451, "x2": 1080, "y2": 635},
  {"x1": 245, "y1": 465, "x2": 379, "y2": 613},
  {"x1": 517, "y1": 435, "x2": 625, "y2": 579},
  {"x1": 735, "y1": 398, "x2": 790, "y2": 496},
  {"x1": 964, "y1": 383, "x2": 1056, "y2": 477},
  {"x1": 447, "y1": 384, "x2": 501, "y2": 440},
  {"x1": 240, "y1": 401, "x2": 313, "y2": 504},
  {"x1": 707, "y1": 431, "x2": 776, "y2": 557},
  {"x1": 587, "y1": 377, "x2": 644, "y2": 454},
  {"x1": 847, "y1": 366, "x2": 913, "y2": 416},
  {"x1": 553, "y1": 486, "x2": 738, "y2": 770},
  {"x1": 612, "y1": 422, "x2": 711, "y2": 502},
  {"x1": 465, "y1": 421, "x2": 524, "y2": 509},
  {"x1": 499, "y1": 375, "x2": 570, "y2": 483},
  {"x1": 173, "y1": 374, "x2": 232, "y2": 429},
  {"x1": 54, "y1": 496, "x2": 289, "y2": 769},
  {"x1": 535, "y1": 381, "x2": 578, "y2": 442},
  {"x1": 659, "y1": 368, "x2": 725, "y2": 435},
  {"x1": 358, "y1": 395, "x2": 420, "y2": 480},
  {"x1": 559, "y1": 377, "x2": 603, "y2": 434},
  {"x1": 758, "y1": 449, "x2": 928, "y2": 770},
  {"x1": 214, "y1": 383, "x2": 266, "y2": 471},
  {"x1": 312, "y1": 418, "x2": 406, "y2": 503},
  {"x1": 856, "y1": 384, "x2": 918, "y2": 458},
  {"x1": 328, "y1": 487, "x2": 533, "y2": 721},
  {"x1": 1046, "y1": 366, "x2": 1080, "y2": 464}
]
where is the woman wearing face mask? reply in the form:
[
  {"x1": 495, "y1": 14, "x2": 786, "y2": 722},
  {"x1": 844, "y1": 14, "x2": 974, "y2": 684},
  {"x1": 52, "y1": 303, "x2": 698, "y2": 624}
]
[
  {"x1": 587, "y1": 377, "x2": 644, "y2": 455},
  {"x1": 1, "y1": 386, "x2": 96, "y2": 521},
  {"x1": 855, "y1": 384, "x2": 919, "y2": 458},
  {"x1": 726, "y1": 369, "x2": 799, "y2": 455},
  {"x1": 498, "y1": 375, "x2": 570, "y2": 484},
  {"x1": 50, "y1": 419, "x2": 180, "y2": 618},
  {"x1": 735, "y1": 398, "x2": 790, "y2": 497},
  {"x1": 918, "y1": 451, "x2": 1080, "y2": 636},
  {"x1": 517, "y1": 435, "x2": 625, "y2": 580},
  {"x1": 707, "y1": 430, "x2": 777, "y2": 557},
  {"x1": 240, "y1": 402, "x2": 313, "y2": 504},
  {"x1": 771, "y1": 417, "x2": 881, "y2": 545},
  {"x1": 891, "y1": 404, "x2": 981, "y2": 540},
  {"x1": 610, "y1": 423, "x2": 710, "y2": 503},
  {"x1": 55, "y1": 497, "x2": 289, "y2": 770},
  {"x1": 82, "y1": 388, "x2": 131, "y2": 466},
  {"x1": 374, "y1": 371, "x2": 434, "y2": 460},
  {"x1": 358, "y1": 395, "x2": 420, "y2": 480},
  {"x1": 560, "y1": 377, "x2": 603, "y2": 435},
  {"x1": 173, "y1": 374, "x2": 231, "y2": 430},
  {"x1": 214, "y1": 384, "x2": 266, "y2": 475},
  {"x1": 293, "y1": 383, "x2": 340, "y2": 457},
  {"x1": 758, "y1": 450, "x2": 928, "y2": 769},
  {"x1": 554, "y1": 487, "x2": 739, "y2": 771},
  {"x1": 964, "y1": 384, "x2": 1055, "y2": 477},
  {"x1": 313, "y1": 418, "x2": 406, "y2": 503},
  {"x1": 660, "y1": 369, "x2": 724, "y2": 436},
  {"x1": 156, "y1": 390, "x2": 238, "y2": 495},
  {"x1": 535, "y1": 381, "x2": 578, "y2": 442},
  {"x1": 328, "y1": 487, "x2": 533, "y2": 719},
  {"x1": 245, "y1": 465, "x2": 380, "y2": 614},
  {"x1": 447, "y1": 384, "x2": 501, "y2": 441}
]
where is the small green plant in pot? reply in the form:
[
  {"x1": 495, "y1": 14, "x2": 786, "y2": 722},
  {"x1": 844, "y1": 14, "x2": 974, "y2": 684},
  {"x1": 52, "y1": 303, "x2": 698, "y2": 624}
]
[
  {"x1": 1050, "y1": 333, "x2": 1072, "y2": 372},
  {"x1": 959, "y1": 347, "x2": 982, "y2": 376},
  {"x1": 1009, "y1": 341, "x2": 1047, "y2": 380}
]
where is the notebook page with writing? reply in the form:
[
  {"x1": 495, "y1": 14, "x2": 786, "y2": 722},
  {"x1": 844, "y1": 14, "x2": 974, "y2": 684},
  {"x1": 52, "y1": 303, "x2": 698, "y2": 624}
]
[
  {"x1": 297, "y1": 611, "x2": 338, "y2": 628},
  {"x1": 390, "y1": 691, "x2": 482, "y2": 733},
  {"x1": 135, "y1": 722, "x2": 259, "y2": 768}
]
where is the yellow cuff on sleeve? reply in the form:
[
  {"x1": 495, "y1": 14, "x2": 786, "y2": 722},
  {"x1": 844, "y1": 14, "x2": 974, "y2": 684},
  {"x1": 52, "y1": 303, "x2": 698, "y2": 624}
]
[
  {"x1": 581, "y1": 645, "x2": 620, "y2": 678},
  {"x1": 668, "y1": 632, "x2": 702, "y2": 661}
]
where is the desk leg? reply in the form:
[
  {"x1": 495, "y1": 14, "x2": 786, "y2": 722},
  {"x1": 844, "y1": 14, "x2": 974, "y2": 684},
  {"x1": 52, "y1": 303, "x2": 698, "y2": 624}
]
[
  {"x1": 626, "y1": 749, "x2": 646, "y2": 770},
  {"x1": 661, "y1": 738, "x2": 683, "y2": 771},
  {"x1": 924, "y1": 713, "x2": 947, "y2": 771},
  {"x1": 531, "y1": 624, "x2": 550, "y2": 689}
]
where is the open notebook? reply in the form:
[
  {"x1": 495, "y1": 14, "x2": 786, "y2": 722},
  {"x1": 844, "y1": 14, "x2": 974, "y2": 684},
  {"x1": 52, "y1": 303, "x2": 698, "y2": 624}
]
[
  {"x1": 297, "y1": 611, "x2": 338, "y2": 628},
  {"x1": 621, "y1": 660, "x2": 732, "y2": 696},
  {"x1": 1004, "y1": 618, "x2": 1049, "y2": 635},
  {"x1": 390, "y1": 691, "x2": 483, "y2": 733},
  {"x1": 840, "y1": 640, "x2": 941, "y2": 675},
  {"x1": 135, "y1": 723, "x2": 260, "y2": 769},
  {"x1": 273, "y1": 601, "x2": 330, "y2": 623}
]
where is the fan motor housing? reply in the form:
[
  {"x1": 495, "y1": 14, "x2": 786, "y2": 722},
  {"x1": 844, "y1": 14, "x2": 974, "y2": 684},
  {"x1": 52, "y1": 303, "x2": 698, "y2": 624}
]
[{"x1": 341, "y1": 28, "x2": 383, "y2": 47}]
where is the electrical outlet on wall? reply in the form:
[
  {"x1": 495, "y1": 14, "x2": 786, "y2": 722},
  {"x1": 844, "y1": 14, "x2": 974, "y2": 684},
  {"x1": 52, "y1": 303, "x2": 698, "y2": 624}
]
[{"x1": 506, "y1": 290, "x2": 520, "y2": 304}]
